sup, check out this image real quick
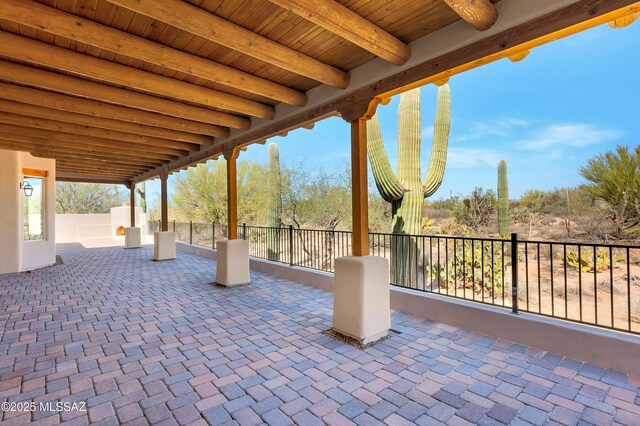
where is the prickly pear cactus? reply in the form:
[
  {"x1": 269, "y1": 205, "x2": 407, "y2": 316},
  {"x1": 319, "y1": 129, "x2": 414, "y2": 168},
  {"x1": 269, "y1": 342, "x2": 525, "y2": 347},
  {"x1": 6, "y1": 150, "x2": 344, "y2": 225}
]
[
  {"x1": 368, "y1": 85, "x2": 451, "y2": 287},
  {"x1": 498, "y1": 160, "x2": 509, "y2": 236},
  {"x1": 267, "y1": 142, "x2": 282, "y2": 261}
]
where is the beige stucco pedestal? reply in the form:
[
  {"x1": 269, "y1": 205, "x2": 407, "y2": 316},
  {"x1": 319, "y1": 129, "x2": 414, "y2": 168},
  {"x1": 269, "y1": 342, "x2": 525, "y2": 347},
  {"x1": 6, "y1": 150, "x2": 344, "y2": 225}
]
[
  {"x1": 216, "y1": 239, "x2": 250, "y2": 287},
  {"x1": 125, "y1": 227, "x2": 141, "y2": 249},
  {"x1": 332, "y1": 256, "x2": 391, "y2": 345},
  {"x1": 153, "y1": 231, "x2": 176, "y2": 260}
]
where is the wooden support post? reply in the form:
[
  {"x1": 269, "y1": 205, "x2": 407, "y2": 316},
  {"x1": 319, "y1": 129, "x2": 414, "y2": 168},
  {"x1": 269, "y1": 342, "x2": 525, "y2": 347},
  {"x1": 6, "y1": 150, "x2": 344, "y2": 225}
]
[
  {"x1": 351, "y1": 118, "x2": 369, "y2": 256},
  {"x1": 225, "y1": 149, "x2": 239, "y2": 240},
  {"x1": 160, "y1": 172, "x2": 168, "y2": 232},
  {"x1": 340, "y1": 98, "x2": 380, "y2": 257},
  {"x1": 130, "y1": 182, "x2": 136, "y2": 227}
]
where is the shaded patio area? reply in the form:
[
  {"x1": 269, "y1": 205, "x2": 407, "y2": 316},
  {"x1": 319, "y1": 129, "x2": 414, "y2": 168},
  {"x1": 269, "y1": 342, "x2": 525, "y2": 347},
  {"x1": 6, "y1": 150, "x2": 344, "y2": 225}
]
[{"x1": 1, "y1": 245, "x2": 639, "y2": 426}]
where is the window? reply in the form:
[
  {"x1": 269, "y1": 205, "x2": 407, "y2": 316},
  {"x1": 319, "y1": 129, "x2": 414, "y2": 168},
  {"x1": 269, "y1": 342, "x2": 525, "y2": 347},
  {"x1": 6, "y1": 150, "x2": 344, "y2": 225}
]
[{"x1": 23, "y1": 176, "x2": 44, "y2": 241}]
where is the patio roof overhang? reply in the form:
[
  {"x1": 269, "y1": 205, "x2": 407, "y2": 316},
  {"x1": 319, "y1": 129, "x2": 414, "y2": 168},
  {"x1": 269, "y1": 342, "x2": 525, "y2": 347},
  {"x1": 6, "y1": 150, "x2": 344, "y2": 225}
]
[{"x1": 0, "y1": 0, "x2": 638, "y2": 185}]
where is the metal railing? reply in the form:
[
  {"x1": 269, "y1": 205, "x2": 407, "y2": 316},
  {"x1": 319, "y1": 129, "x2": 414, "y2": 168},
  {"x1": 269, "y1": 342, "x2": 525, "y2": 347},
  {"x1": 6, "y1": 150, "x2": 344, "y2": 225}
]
[
  {"x1": 148, "y1": 220, "x2": 228, "y2": 250},
  {"x1": 148, "y1": 221, "x2": 640, "y2": 335},
  {"x1": 517, "y1": 239, "x2": 639, "y2": 335},
  {"x1": 241, "y1": 224, "x2": 351, "y2": 271}
]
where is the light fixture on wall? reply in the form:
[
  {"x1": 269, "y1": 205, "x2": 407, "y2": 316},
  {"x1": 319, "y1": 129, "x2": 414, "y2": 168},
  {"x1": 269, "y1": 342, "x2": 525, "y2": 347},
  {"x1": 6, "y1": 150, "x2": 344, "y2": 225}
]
[{"x1": 20, "y1": 181, "x2": 33, "y2": 197}]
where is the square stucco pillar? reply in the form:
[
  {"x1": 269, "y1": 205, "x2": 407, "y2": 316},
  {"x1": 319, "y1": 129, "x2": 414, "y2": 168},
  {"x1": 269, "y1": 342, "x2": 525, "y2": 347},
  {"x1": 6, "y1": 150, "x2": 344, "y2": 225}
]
[
  {"x1": 154, "y1": 231, "x2": 176, "y2": 260},
  {"x1": 125, "y1": 227, "x2": 141, "y2": 249},
  {"x1": 216, "y1": 239, "x2": 249, "y2": 287},
  {"x1": 333, "y1": 256, "x2": 391, "y2": 345}
]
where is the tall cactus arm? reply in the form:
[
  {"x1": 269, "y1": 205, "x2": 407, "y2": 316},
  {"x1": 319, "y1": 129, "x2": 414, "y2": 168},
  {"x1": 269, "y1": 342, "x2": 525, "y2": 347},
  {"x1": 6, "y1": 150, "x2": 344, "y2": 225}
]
[
  {"x1": 423, "y1": 84, "x2": 451, "y2": 198},
  {"x1": 367, "y1": 113, "x2": 406, "y2": 202},
  {"x1": 498, "y1": 160, "x2": 509, "y2": 235}
]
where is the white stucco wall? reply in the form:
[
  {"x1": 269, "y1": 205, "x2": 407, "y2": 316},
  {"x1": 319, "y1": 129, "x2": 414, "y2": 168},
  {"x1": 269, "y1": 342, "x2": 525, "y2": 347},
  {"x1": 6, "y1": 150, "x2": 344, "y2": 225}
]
[
  {"x1": 56, "y1": 209, "x2": 147, "y2": 243},
  {"x1": 19, "y1": 152, "x2": 56, "y2": 272},
  {"x1": 0, "y1": 150, "x2": 22, "y2": 274},
  {"x1": 56, "y1": 214, "x2": 111, "y2": 243},
  {"x1": 0, "y1": 149, "x2": 56, "y2": 274},
  {"x1": 111, "y1": 206, "x2": 144, "y2": 233}
]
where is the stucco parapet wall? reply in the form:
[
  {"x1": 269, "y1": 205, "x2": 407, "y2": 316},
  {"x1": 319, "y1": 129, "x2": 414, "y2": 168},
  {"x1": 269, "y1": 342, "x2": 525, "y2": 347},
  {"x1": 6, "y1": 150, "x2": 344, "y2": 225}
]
[{"x1": 175, "y1": 242, "x2": 640, "y2": 374}]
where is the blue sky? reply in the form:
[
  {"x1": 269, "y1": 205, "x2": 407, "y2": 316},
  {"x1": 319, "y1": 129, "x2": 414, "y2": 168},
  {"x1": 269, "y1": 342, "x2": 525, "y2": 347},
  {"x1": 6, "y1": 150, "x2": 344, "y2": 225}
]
[{"x1": 147, "y1": 21, "x2": 639, "y2": 204}]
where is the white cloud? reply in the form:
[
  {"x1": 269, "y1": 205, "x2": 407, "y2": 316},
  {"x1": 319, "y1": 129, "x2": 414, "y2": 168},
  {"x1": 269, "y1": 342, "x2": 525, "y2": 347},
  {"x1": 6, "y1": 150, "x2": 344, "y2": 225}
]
[
  {"x1": 516, "y1": 123, "x2": 623, "y2": 151},
  {"x1": 444, "y1": 148, "x2": 502, "y2": 169},
  {"x1": 454, "y1": 117, "x2": 530, "y2": 142}
]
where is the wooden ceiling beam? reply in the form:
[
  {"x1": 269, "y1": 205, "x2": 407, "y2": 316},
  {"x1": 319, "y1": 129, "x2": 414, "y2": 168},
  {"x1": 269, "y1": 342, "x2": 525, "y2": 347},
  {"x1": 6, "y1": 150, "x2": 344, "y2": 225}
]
[
  {"x1": 55, "y1": 166, "x2": 147, "y2": 178},
  {"x1": 0, "y1": 126, "x2": 184, "y2": 159},
  {"x1": 0, "y1": 82, "x2": 228, "y2": 139},
  {"x1": 0, "y1": 112, "x2": 201, "y2": 152},
  {"x1": 55, "y1": 160, "x2": 149, "y2": 173},
  {"x1": 56, "y1": 174, "x2": 130, "y2": 185},
  {"x1": 46, "y1": 158, "x2": 143, "y2": 173},
  {"x1": 59, "y1": 164, "x2": 150, "y2": 175},
  {"x1": 55, "y1": 164, "x2": 144, "y2": 177},
  {"x1": 56, "y1": 167, "x2": 136, "y2": 179},
  {"x1": 0, "y1": 137, "x2": 170, "y2": 167},
  {"x1": 49, "y1": 156, "x2": 154, "y2": 172},
  {"x1": 57, "y1": 170, "x2": 135, "y2": 179},
  {"x1": 0, "y1": 32, "x2": 273, "y2": 120},
  {"x1": 0, "y1": 99, "x2": 214, "y2": 146},
  {"x1": 0, "y1": 140, "x2": 152, "y2": 174},
  {"x1": 0, "y1": 142, "x2": 162, "y2": 169},
  {"x1": 443, "y1": 0, "x2": 499, "y2": 31},
  {"x1": 107, "y1": 0, "x2": 350, "y2": 89},
  {"x1": 0, "y1": 61, "x2": 250, "y2": 129},
  {"x1": 267, "y1": 0, "x2": 410, "y2": 65},
  {"x1": 0, "y1": 0, "x2": 307, "y2": 107}
]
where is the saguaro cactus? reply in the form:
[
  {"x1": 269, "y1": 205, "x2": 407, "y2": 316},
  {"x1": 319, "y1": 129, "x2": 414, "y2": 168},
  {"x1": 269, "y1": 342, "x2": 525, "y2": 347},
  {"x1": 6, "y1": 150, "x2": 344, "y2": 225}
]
[
  {"x1": 368, "y1": 85, "x2": 451, "y2": 287},
  {"x1": 498, "y1": 160, "x2": 509, "y2": 235},
  {"x1": 266, "y1": 142, "x2": 282, "y2": 260},
  {"x1": 136, "y1": 182, "x2": 147, "y2": 213}
]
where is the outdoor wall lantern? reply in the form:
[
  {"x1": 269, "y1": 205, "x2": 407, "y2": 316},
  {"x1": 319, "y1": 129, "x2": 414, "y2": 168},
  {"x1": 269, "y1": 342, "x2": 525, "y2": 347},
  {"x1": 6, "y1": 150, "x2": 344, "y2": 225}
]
[{"x1": 20, "y1": 181, "x2": 33, "y2": 197}]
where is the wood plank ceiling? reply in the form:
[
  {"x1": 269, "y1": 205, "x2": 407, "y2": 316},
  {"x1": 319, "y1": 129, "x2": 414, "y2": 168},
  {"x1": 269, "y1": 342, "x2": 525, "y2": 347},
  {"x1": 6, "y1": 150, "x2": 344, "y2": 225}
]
[{"x1": 0, "y1": 0, "x2": 503, "y2": 182}]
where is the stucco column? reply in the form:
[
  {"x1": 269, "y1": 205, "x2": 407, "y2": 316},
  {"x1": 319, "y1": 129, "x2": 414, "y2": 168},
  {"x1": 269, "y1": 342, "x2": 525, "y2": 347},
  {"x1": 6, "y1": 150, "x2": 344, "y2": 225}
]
[
  {"x1": 154, "y1": 172, "x2": 175, "y2": 259},
  {"x1": 216, "y1": 148, "x2": 249, "y2": 286},
  {"x1": 332, "y1": 99, "x2": 390, "y2": 345}
]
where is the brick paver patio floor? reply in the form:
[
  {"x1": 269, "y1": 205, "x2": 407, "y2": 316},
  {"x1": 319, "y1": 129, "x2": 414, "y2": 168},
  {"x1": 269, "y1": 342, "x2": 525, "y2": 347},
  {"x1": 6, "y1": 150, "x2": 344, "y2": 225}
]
[{"x1": 1, "y1": 244, "x2": 639, "y2": 426}]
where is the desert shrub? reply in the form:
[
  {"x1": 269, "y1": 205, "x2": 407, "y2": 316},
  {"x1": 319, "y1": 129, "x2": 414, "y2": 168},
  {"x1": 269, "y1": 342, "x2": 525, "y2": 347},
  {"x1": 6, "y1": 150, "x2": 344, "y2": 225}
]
[
  {"x1": 436, "y1": 222, "x2": 473, "y2": 236},
  {"x1": 429, "y1": 198, "x2": 457, "y2": 212},
  {"x1": 454, "y1": 187, "x2": 497, "y2": 231},
  {"x1": 518, "y1": 187, "x2": 591, "y2": 219},
  {"x1": 581, "y1": 145, "x2": 640, "y2": 235},
  {"x1": 509, "y1": 208, "x2": 532, "y2": 224}
]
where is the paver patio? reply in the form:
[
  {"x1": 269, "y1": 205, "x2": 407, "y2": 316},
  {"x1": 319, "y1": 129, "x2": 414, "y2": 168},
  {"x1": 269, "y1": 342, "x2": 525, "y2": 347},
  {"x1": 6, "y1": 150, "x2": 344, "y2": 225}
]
[{"x1": 1, "y1": 244, "x2": 639, "y2": 426}]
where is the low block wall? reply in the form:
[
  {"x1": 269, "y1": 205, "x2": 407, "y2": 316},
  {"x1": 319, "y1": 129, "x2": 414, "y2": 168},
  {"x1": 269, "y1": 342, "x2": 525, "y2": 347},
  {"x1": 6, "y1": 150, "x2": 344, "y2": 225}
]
[
  {"x1": 176, "y1": 242, "x2": 640, "y2": 375},
  {"x1": 56, "y1": 214, "x2": 111, "y2": 243}
]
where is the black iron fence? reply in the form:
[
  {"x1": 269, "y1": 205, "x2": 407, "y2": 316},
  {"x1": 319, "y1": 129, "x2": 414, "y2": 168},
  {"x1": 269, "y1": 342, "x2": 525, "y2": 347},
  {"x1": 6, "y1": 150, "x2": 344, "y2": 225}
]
[
  {"x1": 241, "y1": 224, "x2": 351, "y2": 271},
  {"x1": 147, "y1": 220, "x2": 228, "y2": 250},
  {"x1": 148, "y1": 221, "x2": 640, "y2": 335}
]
